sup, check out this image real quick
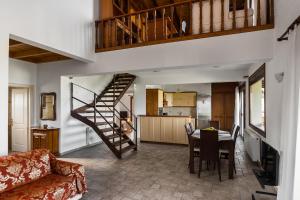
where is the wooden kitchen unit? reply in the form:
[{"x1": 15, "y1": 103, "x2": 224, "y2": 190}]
[
  {"x1": 31, "y1": 127, "x2": 59, "y2": 155},
  {"x1": 164, "y1": 92, "x2": 197, "y2": 107},
  {"x1": 146, "y1": 89, "x2": 163, "y2": 115},
  {"x1": 140, "y1": 116, "x2": 195, "y2": 145}
]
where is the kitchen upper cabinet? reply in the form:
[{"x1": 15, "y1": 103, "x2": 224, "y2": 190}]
[
  {"x1": 169, "y1": 92, "x2": 197, "y2": 107},
  {"x1": 146, "y1": 89, "x2": 163, "y2": 116}
]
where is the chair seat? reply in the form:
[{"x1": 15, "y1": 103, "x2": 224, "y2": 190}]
[
  {"x1": 219, "y1": 149, "x2": 229, "y2": 154},
  {"x1": 0, "y1": 174, "x2": 77, "y2": 200}
]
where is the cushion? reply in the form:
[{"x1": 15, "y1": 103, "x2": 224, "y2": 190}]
[
  {"x1": 0, "y1": 174, "x2": 76, "y2": 200},
  {"x1": 0, "y1": 149, "x2": 51, "y2": 193}
]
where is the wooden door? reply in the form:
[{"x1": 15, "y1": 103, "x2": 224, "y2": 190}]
[
  {"x1": 211, "y1": 83, "x2": 237, "y2": 131},
  {"x1": 224, "y1": 93, "x2": 235, "y2": 130},
  {"x1": 11, "y1": 88, "x2": 28, "y2": 152},
  {"x1": 211, "y1": 93, "x2": 225, "y2": 129},
  {"x1": 160, "y1": 117, "x2": 173, "y2": 142}
]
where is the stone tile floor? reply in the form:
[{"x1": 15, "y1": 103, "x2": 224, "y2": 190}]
[{"x1": 61, "y1": 137, "x2": 276, "y2": 200}]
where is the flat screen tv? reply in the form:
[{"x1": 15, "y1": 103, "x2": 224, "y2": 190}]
[{"x1": 253, "y1": 141, "x2": 280, "y2": 188}]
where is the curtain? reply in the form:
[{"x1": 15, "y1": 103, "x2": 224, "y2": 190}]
[{"x1": 278, "y1": 25, "x2": 300, "y2": 200}]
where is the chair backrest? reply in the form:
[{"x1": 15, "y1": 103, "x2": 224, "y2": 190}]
[
  {"x1": 184, "y1": 124, "x2": 193, "y2": 136},
  {"x1": 232, "y1": 126, "x2": 240, "y2": 146},
  {"x1": 230, "y1": 124, "x2": 236, "y2": 136},
  {"x1": 189, "y1": 122, "x2": 195, "y2": 133},
  {"x1": 209, "y1": 120, "x2": 220, "y2": 130},
  {"x1": 200, "y1": 130, "x2": 219, "y2": 161}
]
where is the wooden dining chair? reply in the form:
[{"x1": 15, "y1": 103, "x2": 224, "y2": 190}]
[
  {"x1": 230, "y1": 124, "x2": 236, "y2": 136},
  {"x1": 220, "y1": 126, "x2": 240, "y2": 174},
  {"x1": 185, "y1": 124, "x2": 200, "y2": 169},
  {"x1": 209, "y1": 120, "x2": 220, "y2": 130},
  {"x1": 188, "y1": 122, "x2": 195, "y2": 133},
  {"x1": 198, "y1": 130, "x2": 221, "y2": 181}
]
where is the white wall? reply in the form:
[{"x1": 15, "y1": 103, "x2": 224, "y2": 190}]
[
  {"x1": 9, "y1": 59, "x2": 38, "y2": 125},
  {"x1": 0, "y1": 0, "x2": 95, "y2": 155}
]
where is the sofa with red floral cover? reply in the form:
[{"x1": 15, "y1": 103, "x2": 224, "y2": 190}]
[{"x1": 0, "y1": 149, "x2": 87, "y2": 200}]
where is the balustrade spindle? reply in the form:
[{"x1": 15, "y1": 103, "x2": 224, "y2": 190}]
[
  {"x1": 257, "y1": 0, "x2": 261, "y2": 25},
  {"x1": 162, "y1": 8, "x2": 165, "y2": 39},
  {"x1": 233, "y1": 0, "x2": 236, "y2": 29},
  {"x1": 189, "y1": 2, "x2": 193, "y2": 34},
  {"x1": 180, "y1": 5, "x2": 183, "y2": 36},
  {"x1": 145, "y1": 12, "x2": 149, "y2": 42},
  {"x1": 154, "y1": 10, "x2": 157, "y2": 40},
  {"x1": 129, "y1": 16, "x2": 133, "y2": 45},
  {"x1": 210, "y1": 0, "x2": 214, "y2": 32},
  {"x1": 100, "y1": 21, "x2": 104, "y2": 48},
  {"x1": 171, "y1": 6, "x2": 174, "y2": 38},
  {"x1": 199, "y1": 0, "x2": 203, "y2": 34},
  {"x1": 244, "y1": 0, "x2": 248, "y2": 28},
  {"x1": 95, "y1": 23, "x2": 99, "y2": 49},
  {"x1": 114, "y1": 19, "x2": 118, "y2": 47},
  {"x1": 221, "y1": 0, "x2": 224, "y2": 31},
  {"x1": 138, "y1": 14, "x2": 141, "y2": 43},
  {"x1": 122, "y1": 17, "x2": 125, "y2": 46}
]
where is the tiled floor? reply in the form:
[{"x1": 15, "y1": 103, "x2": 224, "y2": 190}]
[{"x1": 61, "y1": 137, "x2": 276, "y2": 200}]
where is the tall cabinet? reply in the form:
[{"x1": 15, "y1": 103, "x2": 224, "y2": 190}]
[
  {"x1": 211, "y1": 83, "x2": 237, "y2": 131},
  {"x1": 146, "y1": 89, "x2": 163, "y2": 116}
]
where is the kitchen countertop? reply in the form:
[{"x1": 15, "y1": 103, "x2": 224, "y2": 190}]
[{"x1": 139, "y1": 115, "x2": 195, "y2": 118}]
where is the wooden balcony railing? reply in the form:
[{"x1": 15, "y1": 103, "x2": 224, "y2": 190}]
[{"x1": 95, "y1": 0, "x2": 274, "y2": 52}]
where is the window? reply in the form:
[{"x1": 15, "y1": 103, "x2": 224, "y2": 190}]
[{"x1": 249, "y1": 64, "x2": 266, "y2": 137}]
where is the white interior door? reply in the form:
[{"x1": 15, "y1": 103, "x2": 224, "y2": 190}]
[{"x1": 11, "y1": 88, "x2": 28, "y2": 152}]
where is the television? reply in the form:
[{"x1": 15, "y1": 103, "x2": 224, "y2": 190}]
[{"x1": 253, "y1": 141, "x2": 280, "y2": 188}]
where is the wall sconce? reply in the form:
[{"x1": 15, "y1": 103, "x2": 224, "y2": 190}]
[{"x1": 275, "y1": 72, "x2": 284, "y2": 83}]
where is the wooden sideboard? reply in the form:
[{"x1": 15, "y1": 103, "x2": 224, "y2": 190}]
[
  {"x1": 140, "y1": 116, "x2": 195, "y2": 145},
  {"x1": 31, "y1": 128, "x2": 59, "y2": 155}
]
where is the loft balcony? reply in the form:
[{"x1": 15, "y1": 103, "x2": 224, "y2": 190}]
[{"x1": 95, "y1": 0, "x2": 274, "y2": 52}]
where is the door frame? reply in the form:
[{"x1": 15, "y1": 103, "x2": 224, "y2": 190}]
[
  {"x1": 9, "y1": 84, "x2": 34, "y2": 152},
  {"x1": 239, "y1": 83, "x2": 246, "y2": 139}
]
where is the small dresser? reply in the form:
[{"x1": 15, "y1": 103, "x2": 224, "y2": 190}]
[{"x1": 31, "y1": 127, "x2": 59, "y2": 155}]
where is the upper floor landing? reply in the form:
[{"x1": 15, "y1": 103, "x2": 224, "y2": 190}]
[{"x1": 95, "y1": 0, "x2": 274, "y2": 52}]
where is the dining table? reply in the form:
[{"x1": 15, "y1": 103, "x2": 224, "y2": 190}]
[{"x1": 189, "y1": 129, "x2": 235, "y2": 179}]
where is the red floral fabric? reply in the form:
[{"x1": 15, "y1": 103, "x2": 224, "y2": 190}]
[
  {"x1": 0, "y1": 149, "x2": 51, "y2": 193},
  {"x1": 50, "y1": 158, "x2": 87, "y2": 195},
  {"x1": 0, "y1": 174, "x2": 76, "y2": 200},
  {"x1": 0, "y1": 149, "x2": 87, "y2": 200}
]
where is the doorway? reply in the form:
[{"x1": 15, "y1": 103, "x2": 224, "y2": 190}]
[{"x1": 8, "y1": 87, "x2": 30, "y2": 152}]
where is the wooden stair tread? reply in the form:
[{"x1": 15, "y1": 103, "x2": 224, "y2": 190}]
[
  {"x1": 100, "y1": 127, "x2": 119, "y2": 132},
  {"x1": 121, "y1": 145, "x2": 136, "y2": 153},
  {"x1": 112, "y1": 138, "x2": 131, "y2": 146},
  {"x1": 107, "y1": 133, "x2": 122, "y2": 139},
  {"x1": 96, "y1": 121, "x2": 113, "y2": 126}
]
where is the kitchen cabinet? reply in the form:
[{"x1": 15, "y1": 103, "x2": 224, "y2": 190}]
[
  {"x1": 140, "y1": 116, "x2": 195, "y2": 145},
  {"x1": 160, "y1": 117, "x2": 173, "y2": 143},
  {"x1": 164, "y1": 92, "x2": 197, "y2": 107},
  {"x1": 146, "y1": 89, "x2": 163, "y2": 115},
  {"x1": 31, "y1": 128, "x2": 59, "y2": 155}
]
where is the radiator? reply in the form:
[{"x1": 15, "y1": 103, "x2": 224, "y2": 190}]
[{"x1": 244, "y1": 129, "x2": 261, "y2": 162}]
